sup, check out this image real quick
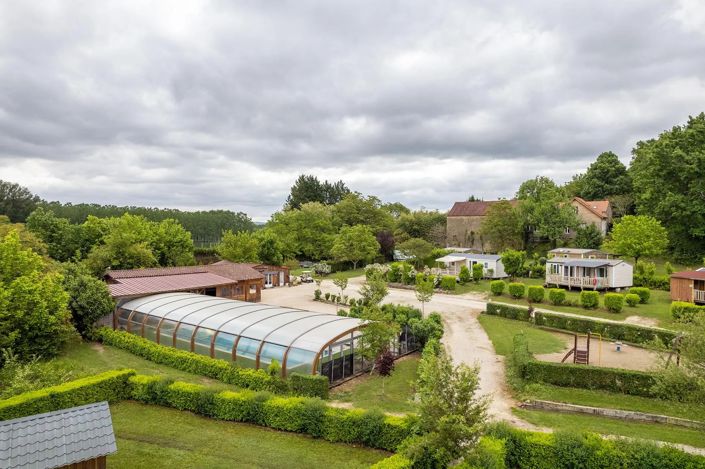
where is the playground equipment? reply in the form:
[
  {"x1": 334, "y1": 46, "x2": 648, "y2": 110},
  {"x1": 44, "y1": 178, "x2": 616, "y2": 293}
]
[
  {"x1": 664, "y1": 333, "x2": 684, "y2": 368},
  {"x1": 561, "y1": 331, "x2": 602, "y2": 365}
]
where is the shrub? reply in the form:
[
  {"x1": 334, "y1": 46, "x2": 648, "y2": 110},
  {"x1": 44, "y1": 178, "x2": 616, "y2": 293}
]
[
  {"x1": 288, "y1": 373, "x2": 329, "y2": 399},
  {"x1": 324, "y1": 292, "x2": 331, "y2": 301},
  {"x1": 0, "y1": 369, "x2": 135, "y2": 420},
  {"x1": 388, "y1": 263, "x2": 402, "y2": 283},
  {"x1": 129, "y1": 375, "x2": 172, "y2": 405},
  {"x1": 440, "y1": 275, "x2": 456, "y2": 291},
  {"x1": 490, "y1": 280, "x2": 506, "y2": 296},
  {"x1": 97, "y1": 329, "x2": 290, "y2": 395},
  {"x1": 314, "y1": 289, "x2": 321, "y2": 300},
  {"x1": 349, "y1": 298, "x2": 356, "y2": 307},
  {"x1": 527, "y1": 285, "x2": 545, "y2": 303},
  {"x1": 463, "y1": 436, "x2": 507, "y2": 469},
  {"x1": 415, "y1": 272, "x2": 426, "y2": 285},
  {"x1": 604, "y1": 293, "x2": 624, "y2": 313},
  {"x1": 579, "y1": 290, "x2": 599, "y2": 309},
  {"x1": 472, "y1": 263, "x2": 484, "y2": 282},
  {"x1": 508, "y1": 282, "x2": 526, "y2": 299},
  {"x1": 459, "y1": 265, "x2": 471, "y2": 284},
  {"x1": 375, "y1": 350, "x2": 395, "y2": 376},
  {"x1": 625, "y1": 293, "x2": 640, "y2": 307},
  {"x1": 533, "y1": 311, "x2": 676, "y2": 346},
  {"x1": 485, "y1": 303, "x2": 531, "y2": 321},
  {"x1": 628, "y1": 287, "x2": 650, "y2": 304},
  {"x1": 671, "y1": 301, "x2": 705, "y2": 322},
  {"x1": 649, "y1": 275, "x2": 670, "y2": 291},
  {"x1": 370, "y1": 454, "x2": 413, "y2": 469},
  {"x1": 548, "y1": 288, "x2": 566, "y2": 306}
]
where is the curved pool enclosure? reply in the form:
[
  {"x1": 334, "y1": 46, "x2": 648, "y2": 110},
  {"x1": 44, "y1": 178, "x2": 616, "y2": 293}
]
[{"x1": 114, "y1": 292, "x2": 372, "y2": 380}]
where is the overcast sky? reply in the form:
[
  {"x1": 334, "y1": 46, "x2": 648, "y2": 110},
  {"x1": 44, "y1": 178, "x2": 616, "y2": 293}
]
[{"x1": 1, "y1": 1, "x2": 705, "y2": 221}]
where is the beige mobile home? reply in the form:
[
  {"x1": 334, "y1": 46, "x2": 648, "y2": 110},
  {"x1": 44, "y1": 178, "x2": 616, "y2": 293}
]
[
  {"x1": 435, "y1": 253, "x2": 507, "y2": 278},
  {"x1": 545, "y1": 258, "x2": 633, "y2": 290}
]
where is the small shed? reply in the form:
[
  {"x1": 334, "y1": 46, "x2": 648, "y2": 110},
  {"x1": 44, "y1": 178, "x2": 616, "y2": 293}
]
[
  {"x1": 670, "y1": 271, "x2": 705, "y2": 305},
  {"x1": 435, "y1": 253, "x2": 507, "y2": 278},
  {"x1": 0, "y1": 401, "x2": 117, "y2": 469}
]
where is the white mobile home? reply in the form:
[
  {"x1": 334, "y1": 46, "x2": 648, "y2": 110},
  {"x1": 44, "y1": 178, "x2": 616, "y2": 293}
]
[
  {"x1": 545, "y1": 258, "x2": 633, "y2": 290},
  {"x1": 435, "y1": 253, "x2": 507, "y2": 279}
]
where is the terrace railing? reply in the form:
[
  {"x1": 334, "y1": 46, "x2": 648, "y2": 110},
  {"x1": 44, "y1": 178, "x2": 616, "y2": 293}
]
[
  {"x1": 695, "y1": 289, "x2": 705, "y2": 304},
  {"x1": 546, "y1": 274, "x2": 608, "y2": 289}
]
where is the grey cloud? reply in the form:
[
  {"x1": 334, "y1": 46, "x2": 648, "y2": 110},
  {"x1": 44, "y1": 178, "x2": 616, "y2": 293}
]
[{"x1": 1, "y1": 1, "x2": 705, "y2": 220}]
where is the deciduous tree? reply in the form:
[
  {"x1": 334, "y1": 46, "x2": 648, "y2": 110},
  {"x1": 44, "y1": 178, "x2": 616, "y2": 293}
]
[
  {"x1": 574, "y1": 223, "x2": 603, "y2": 249},
  {"x1": 268, "y1": 202, "x2": 336, "y2": 260},
  {"x1": 500, "y1": 249, "x2": 526, "y2": 280},
  {"x1": 0, "y1": 180, "x2": 41, "y2": 223},
  {"x1": 217, "y1": 230, "x2": 260, "y2": 263},
  {"x1": 285, "y1": 174, "x2": 350, "y2": 210},
  {"x1": 61, "y1": 263, "x2": 115, "y2": 338},
  {"x1": 516, "y1": 176, "x2": 579, "y2": 248},
  {"x1": 397, "y1": 237, "x2": 434, "y2": 267},
  {"x1": 603, "y1": 215, "x2": 668, "y2": 265},
  {"x1": 579, "y1": 151, "x2": 632, "y2": 200},
  {"x1": 255, "y1": 229, "x2": 284, "y2": 265},
  {"x1": 480, "y1": 200, "x2": 523, "y2": 251},
  {"x1": 330, "y1": 225, "x2": 380, "y2": 269},
  {"x1": 415, "y1": 277, "x2": 434, "y2": 316}
]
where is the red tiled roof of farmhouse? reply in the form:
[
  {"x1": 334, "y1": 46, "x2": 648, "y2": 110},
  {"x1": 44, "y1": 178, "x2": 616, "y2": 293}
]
[
  {"x1": 107, "y1": 272, "x2": 236, "y2": 298},
  {"x1": 671, "y1": 270, "x2": 705, "y2": 281},
  {"x1": 573, "y1": 197, "x2": 610, "y2": 219},
  {"x1": 447, "y1": 200, "x2": 519, "y2": 217}
]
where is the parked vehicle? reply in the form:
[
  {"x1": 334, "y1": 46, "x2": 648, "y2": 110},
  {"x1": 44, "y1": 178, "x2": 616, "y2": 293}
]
[{"x1": 300, "y1": 270, "x2": 314, "y2": 283}]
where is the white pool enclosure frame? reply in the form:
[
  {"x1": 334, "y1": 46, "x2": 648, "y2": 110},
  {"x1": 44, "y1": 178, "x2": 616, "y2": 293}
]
[{"x1": 114, "y1": 292, "x2": 379, "y2": 381}]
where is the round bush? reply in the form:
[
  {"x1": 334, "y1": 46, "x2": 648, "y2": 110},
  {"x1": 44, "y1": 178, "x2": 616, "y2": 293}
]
[
  {"x1": 458, "y1": 265, "x2": 471, "y2": 284},
  {"x1": 508, "y1": 282, "x2": 526, "y2": 299},
  {"x1": 440, "y1": 275, "x2": 456, "y2": 291},
  {"x1": 625, "y1": 293, "x2": 640, "y2": 307},
  {"x1": 604, "y1": 293, "x2": 624, "y2": 313},
  {"x1": 527, "y1": 285, "x2": 545, "y2": 303},
  {"x1": 490, "y1": 280, "x2": 506, "y2": 296},
  {"x1": 548, "y1": 288, "x2": 566, "y2": 306},
  {"x1": 628, "y1": 287, "x2": 650, "y2": 304},
  {"x1": 580, "y1": 291, "x2": 599, "y2": 309}
]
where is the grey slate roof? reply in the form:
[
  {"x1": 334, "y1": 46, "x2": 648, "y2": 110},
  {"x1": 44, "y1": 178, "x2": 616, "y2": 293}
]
[
  {"x1": 449, "y1": 253, "x2": 502, "y2": 261},
  {"x1": 0, "y1": 401, "x2": 117, "y2": 469}
]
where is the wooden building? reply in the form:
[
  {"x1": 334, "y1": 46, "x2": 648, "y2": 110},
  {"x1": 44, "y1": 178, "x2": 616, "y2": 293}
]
[
  {"x1": 0, "y1": 401, "x2": 117, "y2": 469},
  {"x1": 670, "y1": 271, "x2": 705, "y2": 304}
]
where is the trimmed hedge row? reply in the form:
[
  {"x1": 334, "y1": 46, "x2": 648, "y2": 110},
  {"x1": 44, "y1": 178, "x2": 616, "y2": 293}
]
[
  {"x1": 128, "y1": 375, "x2": 415, "y2": 451},
  {"x1": 671, "y1": 301, "x2": 705, "y2": 322},
  {"x1": 520, "y1": 360, "x2": 657, "y2": 397},
  {"x1": 0, "y1": 369, "x2": 135, "y2": 420},
  {"x1": 98, "y1": 328, "x2": 329, "y2": 398},
  {"x1": 488, "y1": 424, "x2": 705, "y2": 469},
  {"x1": 485, "y1": 302, "x2": 677, "y2": 346}
]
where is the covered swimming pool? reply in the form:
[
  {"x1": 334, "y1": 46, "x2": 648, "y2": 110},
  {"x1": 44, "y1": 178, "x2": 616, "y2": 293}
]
[{"x1": 114, "y1": 292, "x2": 367, "y2": 381}]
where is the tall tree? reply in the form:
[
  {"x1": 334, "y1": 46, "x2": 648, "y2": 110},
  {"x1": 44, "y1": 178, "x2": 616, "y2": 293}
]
[
  {"x1": 217, "y1": 230, "x2": 260, "y2": 263},
  {"x1": 394, "y1": 210, "x2": 446, "y2": 245},
  {"x1": 381, "y1": 202, "x2": 410, "y2": 218},
  {"x1": 330, "y1": 225, "x2": 380, "y2": 269},
  {"x1": 415, "y1": 277, "x2": 434, "y2": 316},
  {"x1": 61, "y1": 263, "x2": 115, "y2": 339},
  {"x1": 579, "y1": 151, "x2": 632, "y2": 200},
  {"x1": 268, "y1": 202, "x2": 336, "y2": 260},
  {"x1": 0, "y1": 232, "x2": 74, "y2": 362},
  {"x1": 152, "y1": 218, "x2": 195, "y2": 266},
  {"x1": 332, "y1": 193, "x2": 394, "y2": 233},
  {"x1": 603, "y1": 215, "x2": 668, "y2": 264},
  {"x1": 480, "y1": 200, "x2": 523, "y2": 252},
  {"x1": 255, "y1": 229, "x2": 284, "y2": 265},
  {"x1": 573, "y1": 223, "x2": 603, "y2": 249},
  {"x1": 0, "y1": 215, "x2": 47, "y2": 255},
  {"x1": 285, "y1": 174, "x2": 350, "y2": 210},
  {"x1": 630, "y1": 113, "x2": 705, "y2": 263},
  {"x1": 516, "y1": 176, "x2": 579, "y2": 248},
  {"x1": 0, "y1": 180, "x2": 41, "y2": 223},
  {"x1": 397, "y1": 238, "x2": 434, "y2": 267}
]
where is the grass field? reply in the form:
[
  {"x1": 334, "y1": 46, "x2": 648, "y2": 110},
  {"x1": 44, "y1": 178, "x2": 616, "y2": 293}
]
[
  {"x1": 291, "y1": 267, "x2": 367, "y2": 280},
  {"x1": 330, "y1": 355, "x2": 419, "y2": 414},
  {"x1": 54, "y1": 341, "x2": 239, "y2": 391},
  {"x1": 514, "y1": 408, "x2": 705, "y2": 449},
  {"x1": 108, "y1": 402, "x2": 389, "y2": 468},
  {"x1": 478, "y1": 314, "x2": 566, "y2": 356},
  {"x1": 519, "y1": 383, "x2": 705, "y2": 423}
]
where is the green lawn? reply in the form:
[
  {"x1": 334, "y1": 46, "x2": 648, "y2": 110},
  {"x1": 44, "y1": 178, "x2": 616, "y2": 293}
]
[
  {"x1": 54, "y1": 341, "x2": 238, "y2": 391},
  {"x1": 514, "y1": 408, "x2": 705, "y2": 449},
  {"x1": 478, "y1": 314, "x2": 566, "y2": 356},
  {"x1": 519, "y1": 383, "x2": 705, "y2": 423},
  {"x1": 330, "y1": 355, "x2": 419, "y2": 414},
  {"x1": 109, "y1": 402, "x2": 389, "y2": 468}
]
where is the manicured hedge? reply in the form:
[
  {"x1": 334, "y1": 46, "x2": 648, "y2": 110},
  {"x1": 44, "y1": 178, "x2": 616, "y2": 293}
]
[
  {"x1": 519, "y1": 360, "x2": 657, "y2": 397},
  {"x1": 579, "y1": 291, "x2": 599, "y2": 309},
  {"x1": 628, "y1": 287, "x2": 650, "y2": 304},
  {"x1": 130, "y1": 375, "x2": 416, "y2": 451},
  {"x1": 671, "y1": 301, "x2": 705, "y2": 322},
  {"x1": 98, "y1": 328, "x2": 328, "y2": 398},
  {"x1": 487, "y1": 424, "x2": 705, "y2": 469},
  {"x1": 0, "y1": 369, "x2": 135, "y2": 420},
  {"x1": 490, "y1": 280, "x2": 506, "y2": 296},
  {"x1": 289, "y1": 373, "x2": 329, "y2": 400},
  {"x1": 508, "y1": 282, "x2": 526, "y2": 299},
  {"x1": 527, "y1": 286, "x2": 545, "y2": 303},
  {"x1": 533, "y1": 311, "x2": 676, "y2": 346},
  {"x1": 625, "y1": 293, "x2": 640, "y2": 307},
  {"x1": 440, "y1": 275, "x2": 456, "y2": 291},
  {"x1": 485, "y1": 302, "x2": 531, "y2": 321},
  {"x1": 370, "y1": 454, "x2": 413, "y2": 469},
  {"x1": 548, "y1": 288, "x2": 566, "y2": 306},
  {"x1": 603, "y1": 293, "x2": 624, "y2": 313}
]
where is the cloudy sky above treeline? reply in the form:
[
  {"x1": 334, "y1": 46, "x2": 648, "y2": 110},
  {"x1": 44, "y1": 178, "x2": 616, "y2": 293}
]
[{"x1": 1, "y1": 1, "x2": 705, "y2": 221}]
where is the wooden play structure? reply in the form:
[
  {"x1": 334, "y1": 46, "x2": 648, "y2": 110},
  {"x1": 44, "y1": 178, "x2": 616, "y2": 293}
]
[{"x1": 562, "y1": 331, "x2": 602, "y2": 365}]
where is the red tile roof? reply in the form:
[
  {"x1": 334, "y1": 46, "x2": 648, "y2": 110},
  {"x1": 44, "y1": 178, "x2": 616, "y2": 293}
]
[
  {"x1": 107, "y1": 272, "x2": 236, "y2": 298},
  {"x1": 206, "y1": 260, "x2": 264, "y2": 281},
  {"x1": 671, "y1": 271, "x2": 705, "y2": 281},
  {"x1": 107, "y1": 266, "x2": 207, "y2": 279},
  {"x1": 447, "y1": 200, "x2": 519, "y2": 217},
  {"x1": 573, "y1": 197, "x2": 610, "y2": 219}
]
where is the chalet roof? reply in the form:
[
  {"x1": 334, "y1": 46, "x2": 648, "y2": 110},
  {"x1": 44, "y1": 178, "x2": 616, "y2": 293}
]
[
  {"x1": 548, "y1": 248, "x2": 603, "y2": 255},
  {"x1": 447, "y1": 200, "x2": 519, "y2": 217},
  {"x1": 573, "y1": 197, "x2": 610, "y2": 219},
  {"x1": 547, "y1": 258, "x2": 625, "y2": 267},
  {"x1": 107, "y1": 266, "x2": 207, "y2": 279},
  {"x1": 0, "y1": 402, "x2": 116, "y2": 469},
  {"x1": 107, "y1": 272, "x2": 236, "y2": 298},
  {"x1": 451, "y1": 253, "x2": 502, "y2": 261},
  {"x1": 207, "y1": 260, "x2": 265, "y2": 281},
  {"x1": 671, "y1": 270, "x2": 705, "y2": 281}
]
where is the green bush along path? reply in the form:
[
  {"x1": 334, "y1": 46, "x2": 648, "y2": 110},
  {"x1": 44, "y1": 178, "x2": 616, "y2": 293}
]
[{"x1": 109, "y1": 402, "x2": 389, "y2": 469}]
